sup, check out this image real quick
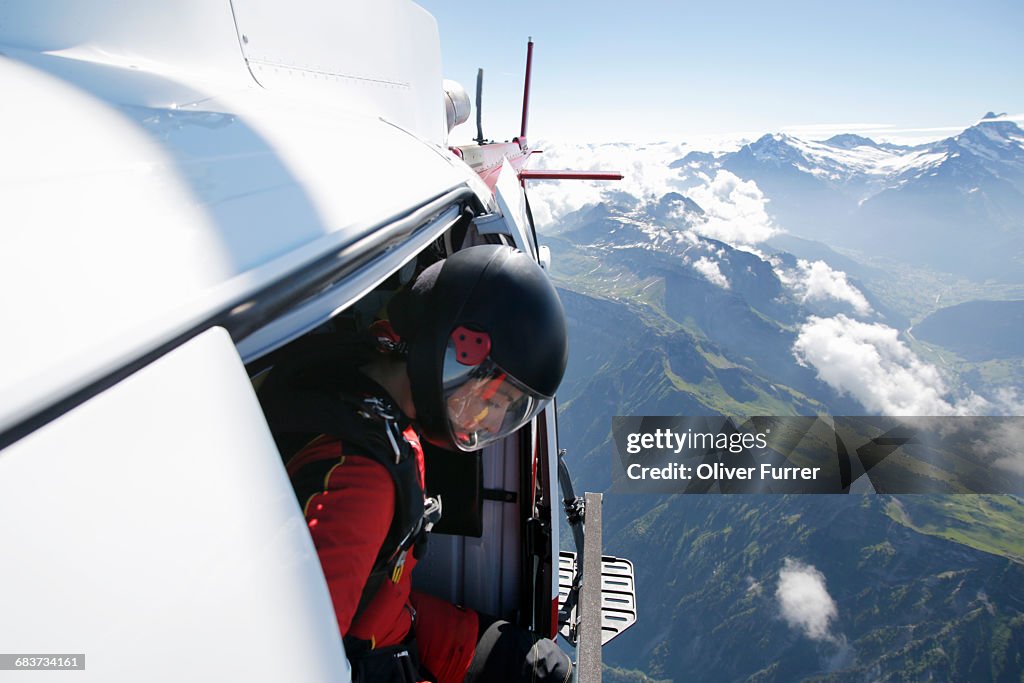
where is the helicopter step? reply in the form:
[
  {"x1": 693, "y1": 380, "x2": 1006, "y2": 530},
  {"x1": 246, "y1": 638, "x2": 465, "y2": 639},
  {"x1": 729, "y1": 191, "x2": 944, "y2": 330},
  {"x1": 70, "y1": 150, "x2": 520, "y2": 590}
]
[{"x1": 557, "y1": 551, "x2": 637, "y2": 646}]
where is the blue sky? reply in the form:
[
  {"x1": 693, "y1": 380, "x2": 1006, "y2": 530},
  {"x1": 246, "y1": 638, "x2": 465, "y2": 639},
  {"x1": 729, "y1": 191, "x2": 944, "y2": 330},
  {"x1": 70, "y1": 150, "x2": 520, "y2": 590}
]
[{"x1": 417, "y1": 0, "x2": 1024, "y2": 144}]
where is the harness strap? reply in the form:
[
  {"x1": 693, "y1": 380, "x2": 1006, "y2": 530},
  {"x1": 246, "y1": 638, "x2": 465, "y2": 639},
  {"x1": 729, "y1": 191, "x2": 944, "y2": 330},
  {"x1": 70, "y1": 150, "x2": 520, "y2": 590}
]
[
  {"x1": 260, "y1": 352, "x2": 442, "y2": 636},
  {"x1": 287, "y1": 441, "x2": 425, "y2": 613},
  {"x1": 343, "y1": 637, "x2": 427, "y2": 683}
]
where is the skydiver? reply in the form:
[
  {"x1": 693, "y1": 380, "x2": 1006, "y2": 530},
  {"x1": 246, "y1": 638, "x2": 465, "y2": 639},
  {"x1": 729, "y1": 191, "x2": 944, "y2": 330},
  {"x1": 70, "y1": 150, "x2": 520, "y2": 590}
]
[{"x1": 262, "y1": 245, "x2": 572, "y2": 683}]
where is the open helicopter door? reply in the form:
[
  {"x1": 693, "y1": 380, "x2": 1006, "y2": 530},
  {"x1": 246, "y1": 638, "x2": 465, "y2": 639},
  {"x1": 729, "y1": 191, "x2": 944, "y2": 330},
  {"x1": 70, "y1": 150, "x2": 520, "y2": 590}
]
[{"x1": 435, "y1": 33, "x2": 634, "y2": 678}]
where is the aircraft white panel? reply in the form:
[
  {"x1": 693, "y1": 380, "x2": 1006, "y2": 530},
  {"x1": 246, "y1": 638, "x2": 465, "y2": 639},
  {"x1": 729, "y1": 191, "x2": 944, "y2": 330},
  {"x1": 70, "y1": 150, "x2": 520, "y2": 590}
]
[
  {"x1": 0, "y1": 328, "x2": 349, "y2": 682},
  {"x1": 0, "y1": 47, "x2": 479, "y2": 434},
  {"x1": 230, "y1": 0, "x2": 446, "y2": 145},
  {"x1": 493, "y1": 160, "x2": 538, "y2": 259},
  {"x1": 0, "y1": 0, "x2": 252, "y2": 84}
]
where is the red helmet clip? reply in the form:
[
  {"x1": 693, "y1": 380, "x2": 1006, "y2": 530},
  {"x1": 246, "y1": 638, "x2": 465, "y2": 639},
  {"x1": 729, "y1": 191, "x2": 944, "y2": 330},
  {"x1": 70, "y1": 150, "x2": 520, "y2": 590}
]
[{"x1": 451, "y1": 326, "x2": 491, "y2": 366}]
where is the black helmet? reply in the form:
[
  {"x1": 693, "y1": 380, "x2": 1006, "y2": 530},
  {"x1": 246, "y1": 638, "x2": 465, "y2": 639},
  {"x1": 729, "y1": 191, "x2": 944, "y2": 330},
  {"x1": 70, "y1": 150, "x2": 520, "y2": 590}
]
[{"x1": 390, "y1": 245, "x2": 568, "y2": 451}]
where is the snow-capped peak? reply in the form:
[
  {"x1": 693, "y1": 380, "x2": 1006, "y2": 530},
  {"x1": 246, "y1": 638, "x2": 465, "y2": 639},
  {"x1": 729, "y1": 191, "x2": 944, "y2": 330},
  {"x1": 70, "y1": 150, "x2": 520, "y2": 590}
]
[
  {"x1": 932, "y1": 117, "x2": 1024, "y2": 165},
  {"x1": 822, "y1": 133, "x2": 881, "y2": 150},
  {"x1": 736, "y1": 130, "x2": 903, "y2": 181},
  {"x1": 720, "y1": 117, "x2": 1024, "y2": 187}
]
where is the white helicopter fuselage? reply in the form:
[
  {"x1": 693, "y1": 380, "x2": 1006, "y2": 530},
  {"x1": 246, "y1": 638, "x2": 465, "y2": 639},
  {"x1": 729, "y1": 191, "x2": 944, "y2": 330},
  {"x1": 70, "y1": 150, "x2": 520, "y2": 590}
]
[{"x1": 0, "y1": 2, "x2": 562, "y2": 680}]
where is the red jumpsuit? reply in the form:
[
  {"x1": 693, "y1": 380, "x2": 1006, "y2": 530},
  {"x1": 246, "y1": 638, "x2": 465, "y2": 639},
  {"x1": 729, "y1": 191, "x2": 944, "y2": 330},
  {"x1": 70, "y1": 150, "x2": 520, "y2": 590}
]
[{"x1": 287, "y1": 431, "x2": 479, "y2": 683}]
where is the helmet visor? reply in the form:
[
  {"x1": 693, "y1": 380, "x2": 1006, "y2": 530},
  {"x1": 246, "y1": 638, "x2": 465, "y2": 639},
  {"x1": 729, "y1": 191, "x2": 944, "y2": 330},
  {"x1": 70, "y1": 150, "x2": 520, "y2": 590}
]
[{"x1": 441, "y1": 340, "x2": 552, "y2": 451}]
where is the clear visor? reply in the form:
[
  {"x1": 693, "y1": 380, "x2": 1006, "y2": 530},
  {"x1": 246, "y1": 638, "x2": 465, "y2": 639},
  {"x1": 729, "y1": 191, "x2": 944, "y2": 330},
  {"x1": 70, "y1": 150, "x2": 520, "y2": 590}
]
[{"x1": 442, "y1": 340, "x2": 552, "y2": 451}]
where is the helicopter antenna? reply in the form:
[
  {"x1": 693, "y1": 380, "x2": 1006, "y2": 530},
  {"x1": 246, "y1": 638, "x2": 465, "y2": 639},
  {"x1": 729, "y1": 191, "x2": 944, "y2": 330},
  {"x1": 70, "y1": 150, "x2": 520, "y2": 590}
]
[
  {"x1": 520, "y1": 37, "x2": 534, "y2": 139},
  {"x1": 475, "y1": 68, "x2": 485, "y2": 145}
]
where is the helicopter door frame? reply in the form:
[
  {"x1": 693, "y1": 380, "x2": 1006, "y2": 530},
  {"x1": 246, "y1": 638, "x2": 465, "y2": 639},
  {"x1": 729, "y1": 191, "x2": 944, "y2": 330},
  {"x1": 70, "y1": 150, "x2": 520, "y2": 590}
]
[{"x1": 476, "y1": 160, "x2": 539, "y2": 259}]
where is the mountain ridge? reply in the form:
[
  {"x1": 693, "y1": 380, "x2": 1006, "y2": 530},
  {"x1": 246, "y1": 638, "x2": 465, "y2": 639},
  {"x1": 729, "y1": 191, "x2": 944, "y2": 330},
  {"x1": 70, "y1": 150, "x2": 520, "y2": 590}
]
[{"x1": 537, "y1": 116, "x2": 1024, "y2": 680}]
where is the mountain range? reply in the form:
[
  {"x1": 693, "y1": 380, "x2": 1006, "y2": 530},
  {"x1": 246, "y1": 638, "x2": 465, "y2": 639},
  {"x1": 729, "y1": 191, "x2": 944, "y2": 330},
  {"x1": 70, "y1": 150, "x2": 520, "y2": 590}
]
[
  {"x1": 539, "y1": 115, "x2": 1024, "y2": 681},
  {"x1": 671, "y1": 113, "x2": 1024, "y2": 280}
]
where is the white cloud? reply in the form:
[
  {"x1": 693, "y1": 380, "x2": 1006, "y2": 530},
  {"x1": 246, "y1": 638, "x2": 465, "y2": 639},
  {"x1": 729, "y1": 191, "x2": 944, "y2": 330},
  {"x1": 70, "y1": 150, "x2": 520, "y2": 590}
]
[
  {"x1": 792, "y1": 315, "x2": 990, "y2": 416},
  {"x1": 973, "y1": 418, "x2": 1024, "y2": 476},
  {"x1": 779, "y1": 259, "x2": 872, "y2": 315},
  {"x1": 780, "y1": 122, "x2": 896, "y2": 136},
  {"x1": 687, "y1": 171, "x2": 780, "y2": 245},
  {"x1": 526, "y1": 144, "x2": 779, "y2": 249},
  {"x1": 526, "y1": 172, "x2": 603, "y2": 229},
  {"x1": 992, "y1": 387, "x2": 1024, "y2": 416},
  {"x1": 692, "y1": 256, "x2": 730, "y2": 289},
  {"x1": 776, "y1": 558, "x2": 840, "y2": 643},
  {"x1": 527, "y1": 141, "x2": 688, "y2": 227},
  {"x1": 677, "y1": 229, "x2": 701, "y2": 246}
]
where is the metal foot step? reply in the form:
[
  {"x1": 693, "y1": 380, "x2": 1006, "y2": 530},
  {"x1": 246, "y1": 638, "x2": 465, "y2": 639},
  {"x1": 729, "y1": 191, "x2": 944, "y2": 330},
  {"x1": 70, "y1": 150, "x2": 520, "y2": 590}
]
[{"x1": 557, "y1": 550, "x2": 636, "y2": 646}]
